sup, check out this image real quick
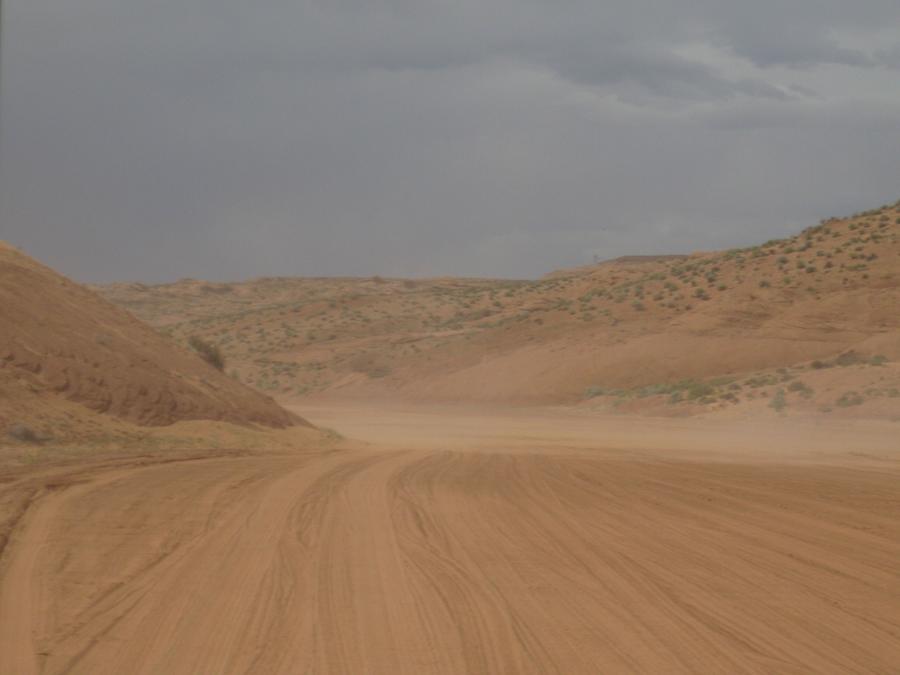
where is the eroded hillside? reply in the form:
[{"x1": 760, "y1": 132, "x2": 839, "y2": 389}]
[{"x1": 0, "y1": 242, "x2": 304, "y2": 442}]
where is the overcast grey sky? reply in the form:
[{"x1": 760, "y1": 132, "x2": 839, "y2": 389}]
[{"x1": 1, "y1": 0, "x2": 899, "y2": 282}]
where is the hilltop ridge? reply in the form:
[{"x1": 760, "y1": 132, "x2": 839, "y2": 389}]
[{"x1": 97, "y1": 200, "x2": 900, "y2": 418}]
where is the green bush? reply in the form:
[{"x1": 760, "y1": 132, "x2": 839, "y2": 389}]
[
  {"x1": 189, "y1": 336, "x2": 226, "y2": 371},
  {"x1": 686, "y1": 381, "x2": 714, "y2": 400},
  {"x1": 770, "y1": 389, "x2": 787, "y2": 412}
]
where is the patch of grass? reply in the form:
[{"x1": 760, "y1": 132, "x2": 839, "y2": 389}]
[{"x1": 684, "y1": 381, "x2": 714, "y2": 400}]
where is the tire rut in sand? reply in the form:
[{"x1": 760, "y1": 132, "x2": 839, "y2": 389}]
[{"x1": 0, "y1": 441, "x2": 899, "y2": 674}]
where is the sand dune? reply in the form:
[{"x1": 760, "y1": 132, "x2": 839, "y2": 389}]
[{"x1": 2, "y1": 406, "x2": 898, "y2": 674}]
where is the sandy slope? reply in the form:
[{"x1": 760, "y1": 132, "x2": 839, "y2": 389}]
[
  {"x1": 1, "y1": 407, "x2": 898, "y2": 674},
  {"x1": 0, "y1": 241, "x2": 301, "y2": 437},
  {"x1": 96, "y1": 201, "x2": 900, "y2": 416}
]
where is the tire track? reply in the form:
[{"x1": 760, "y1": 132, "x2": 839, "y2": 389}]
[{"x1": 0, "y1": 418, "x2": 898, "y2": 673}]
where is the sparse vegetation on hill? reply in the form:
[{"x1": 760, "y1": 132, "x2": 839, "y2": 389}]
[
  {"x1": 97, "y1": 199, "x2": 900, "y2": 418},
  {"x1": 0, "y1": 242, "x2": 304, "y2": 442}
]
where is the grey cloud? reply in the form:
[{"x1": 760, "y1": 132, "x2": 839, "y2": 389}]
[
  {"x1": 536, "y1": 40, "x2": 792, "y2": 104},
  {"x1": 1, "y1": 0, "x2": 899, "y2": 283},
  {"x1": 721, "y1": 30, "x2": 874, "y2": 69},
  {"x1": 874, "y1": 44, "x2": 900, "y2": 68}
]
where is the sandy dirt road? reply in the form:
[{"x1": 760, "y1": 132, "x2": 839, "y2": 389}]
[{"x1": 1, "y1": 407, "x2": 899, "y2": 674}]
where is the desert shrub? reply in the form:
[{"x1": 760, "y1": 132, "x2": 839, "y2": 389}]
[
  {"x1": 869, "y1": 355, "x2": 888, "y2": 366},
  {"x1": 685, "y1": 381, "x2": 714, "y2": 400},
  {"x1": 769, "y1": 389, "x2": 787, "y2": 412},
  {"x1": 836, "y1": 391, "x2": 864, "y2": 407},
  {"x1": 834, "y1": 351, "x2": 864, "y2": 367},
  {"x1": 759, "y1": 280, "x2": 771, "y2": 288},
  {"x1": 787, "y1": 380, "x2": 813, "y2": 398},
  {"x1": 189, "y1": 336, "x2": 226, "y2": 371},
  {"x1": 635, "y1": 383, "x2": 671, "y2": 398},
  {"x1": 7, "y1": 423, "x2": 38, "y2": 443},
  {"x1": 745, "y1": 374, "x2": 779, "y2": 388},
  {"x1": 587, "y1": 386, "x2": 627, "y2": 398}
]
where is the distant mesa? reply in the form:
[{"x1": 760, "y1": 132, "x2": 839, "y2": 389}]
[{"x1": 594, "y1": 254, "x2": 691, "y2": 266}]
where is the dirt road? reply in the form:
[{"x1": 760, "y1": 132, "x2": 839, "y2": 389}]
[{"x1": 1, "y1": 408, "x2": 899, "y2": 673}]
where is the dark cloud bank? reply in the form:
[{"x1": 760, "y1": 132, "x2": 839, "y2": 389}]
[{"x1": 2, "y1": 0, "x2": 899, "y2": 282}]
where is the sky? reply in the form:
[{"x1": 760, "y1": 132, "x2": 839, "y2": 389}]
[{"x1": 1, "y1": 0, "x2": 899, "y2": 283}]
